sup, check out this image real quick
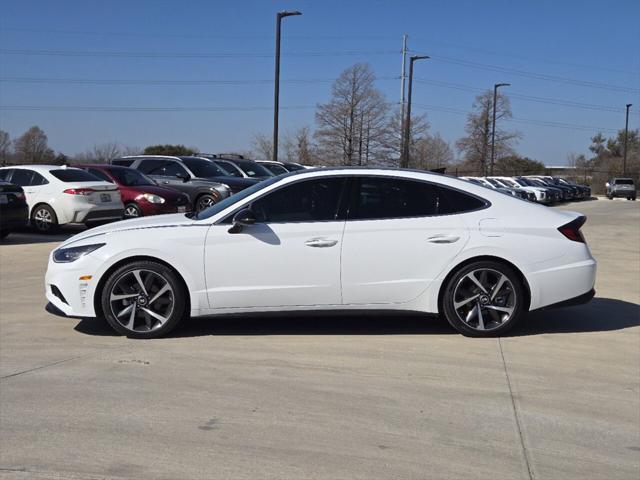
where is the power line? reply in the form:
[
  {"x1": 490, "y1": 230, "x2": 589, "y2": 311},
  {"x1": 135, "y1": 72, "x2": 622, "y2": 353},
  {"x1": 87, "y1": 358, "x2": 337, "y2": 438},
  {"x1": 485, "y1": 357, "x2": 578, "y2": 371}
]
[
  {"x1": 414, "y1": 53, "x2": 640, "y2": 93},
  {"x1": 0, "y1": 48, "x2": 397, "y2": 59},
  {"x1": 0, "y1": 104, "x2": 316, "y2": 112}
]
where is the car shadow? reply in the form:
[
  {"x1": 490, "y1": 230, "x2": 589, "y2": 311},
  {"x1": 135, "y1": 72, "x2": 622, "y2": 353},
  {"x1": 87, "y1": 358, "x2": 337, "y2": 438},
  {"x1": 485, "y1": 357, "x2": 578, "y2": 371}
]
[
  {"x1": 0, "y1": 227, "x2": 84, "y2": 245},
  {"x1": 71, "y1": 297, "x2": 639, "y2": 338}
]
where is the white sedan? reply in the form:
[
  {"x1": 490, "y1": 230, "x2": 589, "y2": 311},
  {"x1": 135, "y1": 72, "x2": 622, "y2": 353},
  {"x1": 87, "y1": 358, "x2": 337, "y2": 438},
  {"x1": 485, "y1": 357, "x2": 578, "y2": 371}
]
[
  {"x1": 0, "y1": 165, "x2": 124, "y2": 232},
  {"x1": 45, "y1": 168, "x2": 596, "y2": 338}
]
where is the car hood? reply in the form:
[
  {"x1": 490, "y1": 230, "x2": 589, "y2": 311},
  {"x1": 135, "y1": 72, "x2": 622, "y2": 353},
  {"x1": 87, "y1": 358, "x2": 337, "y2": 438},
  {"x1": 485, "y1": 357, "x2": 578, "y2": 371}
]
[{"x1": 59, "y1": 213, "x2": 195, "y2": 248}]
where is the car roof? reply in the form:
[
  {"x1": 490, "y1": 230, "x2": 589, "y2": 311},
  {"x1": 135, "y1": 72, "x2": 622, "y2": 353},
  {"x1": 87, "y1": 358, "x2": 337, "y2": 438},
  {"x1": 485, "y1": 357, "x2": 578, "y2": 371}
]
[
  {"x1": 0, "y1": 164, "x2": 83, "y2": 173},
  {"x1": 75, "y1": 163, "x2": 132, "y2": 171}
]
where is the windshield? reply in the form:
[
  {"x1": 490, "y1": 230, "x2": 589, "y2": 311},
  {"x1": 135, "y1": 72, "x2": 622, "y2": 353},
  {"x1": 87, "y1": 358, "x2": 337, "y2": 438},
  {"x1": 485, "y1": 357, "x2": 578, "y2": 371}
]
[
  {"x1": 182, "y1": 158, "x2": 228, "y2": 177},
  {"x1": 235, "y1": 160, "x2": 274, "y2": 178},
  {"x1": 109, "y1": 168, "x2": 155, "y2": 186},
  {"x1": 262, "y1": 162, "x2": 289, "y2": 175},
  {"x1": 498, "y1": 178, "x2": 518, "y2": 188},
  {"x1": 485, "y1": 178, "x2": 502, "y2": 188},
  {"x1": 194, "y1": 175, "x2": 282, "y2": 220}
]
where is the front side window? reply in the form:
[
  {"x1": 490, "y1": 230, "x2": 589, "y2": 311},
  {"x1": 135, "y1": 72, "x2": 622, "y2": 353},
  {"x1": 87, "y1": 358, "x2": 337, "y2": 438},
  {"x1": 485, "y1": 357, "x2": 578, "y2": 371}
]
[
  {"x1": 350, "y1": 177, "x2": 485, "y2": 220},
  {"x1": 214, "y1": 161, "x2": 242, "y2": 177},
  {"x1": 251, "y1": 178, "x2": 346, "y2": 223}
]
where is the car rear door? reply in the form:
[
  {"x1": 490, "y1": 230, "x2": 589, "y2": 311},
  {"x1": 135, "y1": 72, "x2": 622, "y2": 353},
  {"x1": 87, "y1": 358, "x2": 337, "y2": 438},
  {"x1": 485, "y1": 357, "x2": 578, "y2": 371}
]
[
  {"x1": 340, "y1": 176, "x2": 471, "y2": 305},
  {"x1": 204, "y1": 176, "x2": 347, "y2": 309}
]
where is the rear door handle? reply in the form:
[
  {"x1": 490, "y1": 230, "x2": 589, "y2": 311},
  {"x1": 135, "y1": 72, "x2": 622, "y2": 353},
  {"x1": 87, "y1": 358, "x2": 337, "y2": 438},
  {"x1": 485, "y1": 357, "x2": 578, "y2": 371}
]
[
  {"x1": 427, "y1": 234, "x2": 460, "y2": 244},
  {"x1": 305, "y1": 238, "x2": 338, "y2": 248}
]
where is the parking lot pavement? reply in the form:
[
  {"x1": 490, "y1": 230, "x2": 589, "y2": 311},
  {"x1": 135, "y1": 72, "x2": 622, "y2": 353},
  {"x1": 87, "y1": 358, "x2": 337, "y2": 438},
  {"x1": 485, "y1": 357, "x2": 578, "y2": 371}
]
[{"x1": 0, "y1": 200, "x2": 638, "y2": 480}]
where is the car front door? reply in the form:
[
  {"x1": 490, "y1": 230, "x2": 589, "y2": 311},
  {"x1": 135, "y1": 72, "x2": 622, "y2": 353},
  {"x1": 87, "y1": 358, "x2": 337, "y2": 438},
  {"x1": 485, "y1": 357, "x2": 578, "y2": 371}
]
[
  {"x1": 340, "y1": 176, "x2": 473, "y2": 305},
  {"x1": 204, "y1": 176, "x2": 348, "y2": 309}
]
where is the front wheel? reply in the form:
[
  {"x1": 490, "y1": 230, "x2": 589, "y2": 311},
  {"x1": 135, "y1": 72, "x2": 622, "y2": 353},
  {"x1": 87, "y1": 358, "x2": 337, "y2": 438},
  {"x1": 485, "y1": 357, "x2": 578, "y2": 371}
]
[
  {"x1": 100, "y1": 260, "x2": 187, "y2": 338},
  {"x1": 124, "y1": 203, "x2": 142, "y2": 218},
  {"x1": 441, "y1": 261, "x2": 526, "y2": 337},
  {"x1": 195, "y1": 194, "x2": 216, "y2": 212}
]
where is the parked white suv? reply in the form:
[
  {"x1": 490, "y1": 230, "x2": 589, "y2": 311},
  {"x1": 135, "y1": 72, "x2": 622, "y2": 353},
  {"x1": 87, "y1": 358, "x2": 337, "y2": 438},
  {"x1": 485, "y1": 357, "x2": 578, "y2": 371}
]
[{"x1": 0, "y1": 165, "x2": 124, "y2": 232}]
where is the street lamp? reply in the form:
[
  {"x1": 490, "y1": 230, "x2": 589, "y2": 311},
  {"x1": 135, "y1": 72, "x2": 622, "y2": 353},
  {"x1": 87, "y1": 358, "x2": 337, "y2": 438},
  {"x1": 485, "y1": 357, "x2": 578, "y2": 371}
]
[
  {"x1": 623, "y1": 103, "x2": 632, "y2": 176},
  {"x1": 273, "y1": 10, "x2": 302, "y2": 162},
  {"x1": 489, "y1": 82, "x2": 510, "y2": 175},
  {"x1": 401, "y1": 55, "x2": 429, "y2": 168}
]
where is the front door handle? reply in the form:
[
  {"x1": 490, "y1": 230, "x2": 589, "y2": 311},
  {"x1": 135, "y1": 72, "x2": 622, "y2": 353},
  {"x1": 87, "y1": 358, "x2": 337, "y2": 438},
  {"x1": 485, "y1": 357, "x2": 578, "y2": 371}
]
[
  {"x1": 427, "y1": 234, "x2": 460, "y2": 244},
  {"x1": 305, "y1": 238, "x2": 338, "y2": 248}
]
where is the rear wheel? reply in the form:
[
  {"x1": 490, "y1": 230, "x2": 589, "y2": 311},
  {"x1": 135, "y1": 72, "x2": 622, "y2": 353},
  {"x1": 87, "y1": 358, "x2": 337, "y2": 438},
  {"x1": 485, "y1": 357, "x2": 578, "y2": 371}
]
[
  {"x1": 100, "y1": 260, "x2": 187, "y2": 338},
  {"x1": 124, "y1": 203, "x2": 142, "y2": 218},
  {"x1": 31, "y1": 204, "x2": 58, "y2": 233},
  {"x1": 441, "y1": 261, "x2": 526, "y2": 337}
]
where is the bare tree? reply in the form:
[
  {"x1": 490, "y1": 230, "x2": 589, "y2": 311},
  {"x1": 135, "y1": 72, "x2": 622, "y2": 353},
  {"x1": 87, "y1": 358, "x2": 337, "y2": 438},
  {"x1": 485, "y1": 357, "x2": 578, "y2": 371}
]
[
  {"x1": 0, "y1": 130, "x2": 11, "y2": 166},
  {"x1": 412, "y1": 133, "x2": 454, "y2": 170},
  {"x1": 456, "y1": 90, "x2": 519, "y2": 175},
  {"x1": 13, "y1": 126, "x2": 54, "y2": 164},
  {"x1": 315, "y1": 63, "x2": 389, "y2": 166},
  {"x1": 91, "y1": 142, "x2": 121, "y2": 163},
  {"x1": 120, "y1": 145, "x2": 142, "y2": 156},
  {"x1": 282, "y1": 126, "x2": 318, "y2": 165},
  {"x1": 251, "y1": 133, "x2": 273, "y2": 160},
  {"x1": 383, "y1": 107, "x2": 430, "y2": 166}
]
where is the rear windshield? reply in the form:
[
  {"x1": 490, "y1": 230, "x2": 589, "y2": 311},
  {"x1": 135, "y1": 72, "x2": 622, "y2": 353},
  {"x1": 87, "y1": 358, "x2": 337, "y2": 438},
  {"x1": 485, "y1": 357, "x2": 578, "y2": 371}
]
[
  {"x1": 614, "y1": 179, "x2": 634, "y2": 185},
  {"x1": 50, "y1": 169, "x2": 101, "y2": 182}
]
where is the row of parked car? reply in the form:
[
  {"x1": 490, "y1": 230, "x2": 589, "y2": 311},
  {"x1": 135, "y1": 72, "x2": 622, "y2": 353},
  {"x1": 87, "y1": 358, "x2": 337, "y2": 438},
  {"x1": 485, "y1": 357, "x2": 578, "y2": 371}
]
[
  {"x1": 0, "y1": 154, "x2": 308, "y2": 238},
  {"x1": 461, "y1": 175, "x2": 591, "y2": 204}
]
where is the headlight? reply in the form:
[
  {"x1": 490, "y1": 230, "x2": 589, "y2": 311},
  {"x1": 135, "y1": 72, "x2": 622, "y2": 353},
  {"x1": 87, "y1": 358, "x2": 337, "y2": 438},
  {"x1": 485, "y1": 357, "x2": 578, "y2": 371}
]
[
  {"x1": 53, "y1": 243, "x2": 105, "y2": 263},
  {"x1": 211, "y1": 183, "x2": 230, "y2": 191},
  {"x1": 142, "y1": 193, "x2": 165, "y2": 204}
]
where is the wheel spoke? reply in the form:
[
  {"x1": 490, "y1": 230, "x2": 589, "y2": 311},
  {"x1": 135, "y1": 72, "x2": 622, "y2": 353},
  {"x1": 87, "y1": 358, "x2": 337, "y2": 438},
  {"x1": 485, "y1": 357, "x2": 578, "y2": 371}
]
[
  {"x1": 465, "y1": 304, "x2": 478, "y2": 323},
  {"x1": 454, "y1": 293, "x2": 480, "y2": 310},
  {"x1": 140, "y1": 307, "x2": 169, "y2": 326},
  {"x1": 490, "y1": 274, "x2": 508, "y2": 301},
  {"x1": 110, "y1": 292, "x2": 138, "y2": 301},
  {"x1": 477, "y1": 305, "x2": 486, "y2": 330},
  {"x1": 126, "y1": 304, "x2": 137, "y2": 330},
  {"x1": 466, "y1": 272, "x2": 488, "y2": 294},
  {"x1": 149, "y1": 283, "x2": 170, "y2": 304},
  {"x1": 132, "y1": 270, "x2": 148, "y2": 295},
  {"x1": 116, "y1": 304, "x2": 134, "y2": 318},
  {"x1": 485, "y1": 305, "x2": 514, "y2": 314}
]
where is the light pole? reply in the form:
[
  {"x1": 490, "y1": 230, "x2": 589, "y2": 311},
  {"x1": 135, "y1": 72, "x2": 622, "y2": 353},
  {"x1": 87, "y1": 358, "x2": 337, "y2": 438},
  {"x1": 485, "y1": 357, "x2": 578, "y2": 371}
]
[
  {"x1": 273, "y1": 10, "x2": 301, "y2": 162},
  {"x1": 623, "y1": 103, "x2": 632, "y2": 176},
  {"x1": 489, "y1": 82, "x2": 510, "y2": 175},
  {"x1": 401, "y1": 55, "x2": 429, "y2": 168}
]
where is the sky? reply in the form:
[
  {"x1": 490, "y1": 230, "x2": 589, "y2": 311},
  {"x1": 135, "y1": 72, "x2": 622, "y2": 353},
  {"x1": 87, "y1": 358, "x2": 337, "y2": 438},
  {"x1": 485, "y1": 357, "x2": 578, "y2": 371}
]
[{"x1": 0, "y1": 0, "x2": 638, "y2": 165}]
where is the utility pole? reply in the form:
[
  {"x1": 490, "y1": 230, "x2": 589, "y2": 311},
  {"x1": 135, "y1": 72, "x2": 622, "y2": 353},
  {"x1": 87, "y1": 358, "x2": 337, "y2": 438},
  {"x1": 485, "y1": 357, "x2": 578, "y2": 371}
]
[
  {"x1": 273, "y1": 10, "x2": 301, "y2": 163},
  {"x1": 489, "y1": 82, "x2": 510, "y2": 175},
  {"x1": 623, "y1": 103, "x2": 632, "y2": 176},
  {"x1": 399, "y1": 35, "x2": 408, "y2": 163},
  {"x1": 401, "y1": 55, "x2": 429, "y2": 168}
]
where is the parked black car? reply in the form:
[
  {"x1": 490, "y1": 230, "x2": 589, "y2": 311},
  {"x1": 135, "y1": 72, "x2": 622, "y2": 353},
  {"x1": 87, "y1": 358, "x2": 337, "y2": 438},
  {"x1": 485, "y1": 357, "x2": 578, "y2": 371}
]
[
  {"x1": 0, "y1": 180, "x2": 29, "y2": 239},
  {"x1": 197, "y1": 154, "x2": 274, "y2": 180},
  {"x1": 111, "y1": 156, "x2": 240, "y2": 211}
]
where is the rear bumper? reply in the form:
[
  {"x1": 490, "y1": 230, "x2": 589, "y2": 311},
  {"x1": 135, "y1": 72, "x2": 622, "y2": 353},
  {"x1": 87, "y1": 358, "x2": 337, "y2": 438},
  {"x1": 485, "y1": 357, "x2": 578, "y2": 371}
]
[
  {"x1": 533, "y1": 288, "x2": 595, "y2": 311},
  {"x1": 528, "y1": 258, "x2": 597, "y2": 310},
  {"x1": 608, "y1": 190, "x2": 636, "y2": 198}
]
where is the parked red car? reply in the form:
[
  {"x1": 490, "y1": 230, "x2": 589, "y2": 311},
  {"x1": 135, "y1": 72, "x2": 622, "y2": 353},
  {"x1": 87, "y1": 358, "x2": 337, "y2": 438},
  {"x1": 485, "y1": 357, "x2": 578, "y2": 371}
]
[{"x1": 76, "y1": 164, "x2": 191, "y2": 218}]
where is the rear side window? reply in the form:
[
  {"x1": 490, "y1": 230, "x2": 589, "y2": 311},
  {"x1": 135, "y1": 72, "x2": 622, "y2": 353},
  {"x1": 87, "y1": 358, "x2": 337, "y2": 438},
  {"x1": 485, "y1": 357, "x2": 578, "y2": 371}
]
[
  {"x1": 50, "y1": 169, "x2": 100, "y2": 182},
  {"x1": 112, "y1": 158, "x2": 135, "y2": 167},
  {"x1": 9, "y1": 169, "x2": 34, "y2": 186},
  {"x1": 137, "y1": 159, "x2": 167, "y2": 174},
  {"x1": 0, "y1": 169, "x2": 13, "y2": 181},
  {"x1": 350, "y1": 177, "x2": 485, "y2": 220}
]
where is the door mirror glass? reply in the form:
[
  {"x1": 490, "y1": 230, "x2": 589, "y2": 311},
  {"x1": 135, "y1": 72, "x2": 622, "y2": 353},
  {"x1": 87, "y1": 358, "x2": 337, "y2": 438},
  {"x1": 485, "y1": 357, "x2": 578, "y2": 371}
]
[{"x1": 176, "y1": 172, "x2": 189, "y2": 182}]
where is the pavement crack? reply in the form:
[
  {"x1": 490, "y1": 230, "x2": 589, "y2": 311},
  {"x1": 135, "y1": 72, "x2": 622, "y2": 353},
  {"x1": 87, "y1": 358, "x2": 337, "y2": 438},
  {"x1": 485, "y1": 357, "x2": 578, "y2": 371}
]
[{"x1": 498, "y1": 337, "x2": 535, "y2": 480}]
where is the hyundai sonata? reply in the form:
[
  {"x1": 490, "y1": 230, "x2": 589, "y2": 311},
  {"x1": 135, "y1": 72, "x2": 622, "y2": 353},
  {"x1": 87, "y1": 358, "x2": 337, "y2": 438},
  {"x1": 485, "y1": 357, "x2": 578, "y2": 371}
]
[{"x1": 45, "y1": 168, "x2": 596, "y2": 338}]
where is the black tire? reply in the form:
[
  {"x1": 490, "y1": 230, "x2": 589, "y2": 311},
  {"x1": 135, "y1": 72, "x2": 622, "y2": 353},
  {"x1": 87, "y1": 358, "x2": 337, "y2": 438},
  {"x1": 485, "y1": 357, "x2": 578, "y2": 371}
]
[
  {"x1": 0, "y1": 230, "x2": 10, "y2": 240},
  {"x1": 100, "y1": 260, "x2": 187, "y2": 339},
  {"x1": 124, "y1": 202, "x2": 143, "y2": 218},
  {"x1": 31, "y1": 204, "x2": 58, "y2": 233},
  {"x1": 441, "y1": 260, "x2": 526, "y2": 337},
  {"x1": 195, "y1": 194, "x2": 216, "y2": 212}
]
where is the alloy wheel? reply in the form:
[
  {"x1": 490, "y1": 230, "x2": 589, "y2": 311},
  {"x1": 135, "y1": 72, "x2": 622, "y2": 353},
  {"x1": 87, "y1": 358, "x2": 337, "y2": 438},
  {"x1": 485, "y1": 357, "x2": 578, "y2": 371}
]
[
  {"x1": 124, "y1": 204, "x2": 141, "y2": 218},
  {"x1": 452, "y1": 268, "x2": 517, "y2": 332},
  {"x1": 196, "y1": 195, "x2": 215, "y2": 211},
  {"x1": 108, "y1": 269, "x2": 175, "y2": 333}
]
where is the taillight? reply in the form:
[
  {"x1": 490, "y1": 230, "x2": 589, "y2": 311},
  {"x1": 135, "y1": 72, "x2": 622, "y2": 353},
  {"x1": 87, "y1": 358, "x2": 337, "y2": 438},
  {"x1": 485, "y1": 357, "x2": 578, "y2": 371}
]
[
  {"x1": 15, "y1": 192, "x2": 25, "y2": 200},
  {"x1": 558, "y1": 216, "x2": 586, "y2": 243},
  {"x1": 63, "y1": 188, "x2": 94, "y2": 195}
]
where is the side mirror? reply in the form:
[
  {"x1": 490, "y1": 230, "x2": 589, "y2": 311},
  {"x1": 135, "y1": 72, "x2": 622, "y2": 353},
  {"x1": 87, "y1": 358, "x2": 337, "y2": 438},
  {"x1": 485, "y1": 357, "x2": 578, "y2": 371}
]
[
  {"x1": 176, "y1": 173, "x2": 190, "y2": 182},
  {"x1": 228, "y1": 208, "x2": 257, "y2": 234}
]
